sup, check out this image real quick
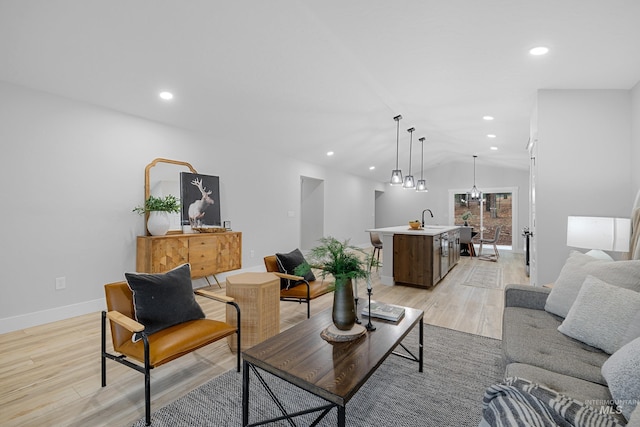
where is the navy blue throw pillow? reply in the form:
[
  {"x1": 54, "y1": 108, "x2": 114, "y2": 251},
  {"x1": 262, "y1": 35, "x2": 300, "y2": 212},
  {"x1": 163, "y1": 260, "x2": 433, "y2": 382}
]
[
  {"x1": 275, "y1": 248, "x2": 316, "y2": 289},
  {"x1": 125, "y1": 263, "x2": 205, "y2": 342}
]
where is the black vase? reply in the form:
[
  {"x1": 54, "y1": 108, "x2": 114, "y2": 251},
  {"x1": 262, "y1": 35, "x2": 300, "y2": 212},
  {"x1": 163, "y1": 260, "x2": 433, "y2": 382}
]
[{"x1": 332, "y1": 278, "x2": 356, "y2": 330}]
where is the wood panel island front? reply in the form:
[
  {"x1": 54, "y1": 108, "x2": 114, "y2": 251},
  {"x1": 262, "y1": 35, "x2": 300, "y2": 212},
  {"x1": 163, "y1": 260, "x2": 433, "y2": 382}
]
[{"x1": 366, "y1": 226, "x2": 460, "y2": 288}]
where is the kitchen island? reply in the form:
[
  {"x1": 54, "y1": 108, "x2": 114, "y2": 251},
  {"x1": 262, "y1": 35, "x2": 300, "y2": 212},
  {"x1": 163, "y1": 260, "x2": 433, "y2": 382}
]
[{"x1": 366, "y1": 225, "x2": 460, "y2": 288}]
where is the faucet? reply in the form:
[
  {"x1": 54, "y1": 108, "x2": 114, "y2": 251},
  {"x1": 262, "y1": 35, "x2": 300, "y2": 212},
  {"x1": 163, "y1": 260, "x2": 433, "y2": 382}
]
[{"x1": 421, "y1": 209, "x2": 434, "y2": 227}]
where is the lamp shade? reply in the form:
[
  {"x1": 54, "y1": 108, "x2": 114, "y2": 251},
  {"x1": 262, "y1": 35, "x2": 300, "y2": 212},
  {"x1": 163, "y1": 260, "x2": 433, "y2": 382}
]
[
  {"x1": 416, "y1": 137, "x2": 428, "y2": 192},
  {"x1": 389, "y1": 115, "x2": 403, "y2": 185},
  {"x1": 469, "y1": 155, "x2": 481, "y2": 200},
  {"x1": 403, "y1": 175, "x2": 415, "y2": 189},
  {"x1": 390, "y1": 169, "x2": 403, "y2": 185},
  {"x1": 566, "y1": 216, "x2": 631, "y2": 252},
  {"x1": 403, "y1": 127, "x2": 415, "y2": 189}
]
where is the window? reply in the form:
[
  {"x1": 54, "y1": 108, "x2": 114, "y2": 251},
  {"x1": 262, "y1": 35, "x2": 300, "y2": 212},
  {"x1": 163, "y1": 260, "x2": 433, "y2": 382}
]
[{"x1": 453, "y1": 191, "x2": 513, "y2": 248}]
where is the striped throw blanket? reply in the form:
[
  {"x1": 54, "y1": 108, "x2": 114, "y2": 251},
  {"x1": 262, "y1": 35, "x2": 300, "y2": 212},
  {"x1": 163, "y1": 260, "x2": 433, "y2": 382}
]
[{"x1": 481, "y1": 378, "x2": 625, "y2": 427}]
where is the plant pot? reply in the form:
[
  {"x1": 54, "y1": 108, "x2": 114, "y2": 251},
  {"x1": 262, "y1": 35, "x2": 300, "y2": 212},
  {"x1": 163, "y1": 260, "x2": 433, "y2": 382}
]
[
  {"x1": 332, "y1": 278, "x2": 356, "y2": 331},
  {"x1": 147, "y1": 211, "x2": 170, "y2": 236}
]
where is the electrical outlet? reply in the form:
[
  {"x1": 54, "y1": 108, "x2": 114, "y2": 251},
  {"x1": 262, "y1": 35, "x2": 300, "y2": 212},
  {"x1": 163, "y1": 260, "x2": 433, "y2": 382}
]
[
  {"x1": 250, "y1": 250, "x2": 255, "y2": 258},
  {"x1": 55, "y1": 277, "x2": 66, "y2": 290}
]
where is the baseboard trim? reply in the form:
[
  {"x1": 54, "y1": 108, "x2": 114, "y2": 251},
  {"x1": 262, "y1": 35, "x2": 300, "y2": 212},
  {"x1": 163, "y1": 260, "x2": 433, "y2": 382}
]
[
  {"x1": 0, "y1": 265, "x2": 267, "y2": 335},
  {"x1": 0, "y1": 298, "x2": 106, "y2": 335}
]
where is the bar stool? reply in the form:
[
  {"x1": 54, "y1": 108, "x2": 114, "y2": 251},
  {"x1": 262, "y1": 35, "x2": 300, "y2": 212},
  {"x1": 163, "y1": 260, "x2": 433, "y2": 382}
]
[{"x1": 369, "y1": 232, "x2": 383, "y2": 271}]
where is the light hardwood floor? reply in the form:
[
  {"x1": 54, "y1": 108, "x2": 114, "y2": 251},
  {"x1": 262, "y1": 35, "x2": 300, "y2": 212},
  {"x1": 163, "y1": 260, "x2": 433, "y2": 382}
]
[{"x1": 0, "y1": 250, "x2": 529, "y2": 426}]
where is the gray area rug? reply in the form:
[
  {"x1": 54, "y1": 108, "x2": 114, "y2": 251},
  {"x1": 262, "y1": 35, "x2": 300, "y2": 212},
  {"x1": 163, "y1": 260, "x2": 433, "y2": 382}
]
[
  {"x1": 132, "y1": 324, "x2": 504, "y2": 426},
  {"x1": 461, "y1": 265, "x2": 503, "y2": 289}
]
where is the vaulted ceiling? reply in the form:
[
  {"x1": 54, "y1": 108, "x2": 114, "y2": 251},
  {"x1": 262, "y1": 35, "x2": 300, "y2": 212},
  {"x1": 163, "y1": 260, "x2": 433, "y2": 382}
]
[{"x1": 2, "y1": 1, "x2": 640, "y2": 182}]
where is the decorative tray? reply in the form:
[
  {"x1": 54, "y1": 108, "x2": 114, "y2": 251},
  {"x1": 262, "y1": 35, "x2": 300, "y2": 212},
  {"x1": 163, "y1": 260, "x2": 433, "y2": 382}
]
[{"x1": 192, "y1": 227, "x2": 227, "y2": 233}]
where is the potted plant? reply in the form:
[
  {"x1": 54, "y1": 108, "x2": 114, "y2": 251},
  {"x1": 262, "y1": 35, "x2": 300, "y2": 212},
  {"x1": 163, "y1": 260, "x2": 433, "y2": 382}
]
[
  {"x1": 295, "y1": 236, "x2": 378, "y2": 331},
  {"x1": 133, "y1": 195, "x2": 181, "y2": 236},
  {"x1": 461, "y1": 211, "x2": 473, "y2": 226}
]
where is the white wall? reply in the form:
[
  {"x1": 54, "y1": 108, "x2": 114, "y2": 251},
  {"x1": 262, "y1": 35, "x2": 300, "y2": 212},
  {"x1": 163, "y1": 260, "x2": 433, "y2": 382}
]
[
  {"x1": 375, "y1": 161, "x2": 529, "y2": 251},
  {"x1": 632, "y1": 81, "x2": 640, "y2": 199},
  {"x1": 0, "y1": 82, "x2": 383, "y2": 332},
  {"x1": 300, "y1": 176, "x2": 324, "y2": 251},
  {"x1": 535, "y1": 89, "x2": 632, "y2": 285}
]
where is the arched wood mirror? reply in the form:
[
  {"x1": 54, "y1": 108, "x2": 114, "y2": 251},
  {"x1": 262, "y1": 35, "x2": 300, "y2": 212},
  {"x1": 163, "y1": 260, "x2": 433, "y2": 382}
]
[{"x1": 144, "y1": 158, "x2": 197, "y2": 235}]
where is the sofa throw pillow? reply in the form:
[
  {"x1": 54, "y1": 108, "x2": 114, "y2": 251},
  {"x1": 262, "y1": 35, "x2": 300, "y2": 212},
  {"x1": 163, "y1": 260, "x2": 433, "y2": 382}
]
[
  {"x1": 602, "y1": 336, "x2": 640, "y2": 421},
  {"x1": 545, "y1": 251, "x2": 640, "y2": 318},
  {"x1": 558, "y1": 275, "x2": 640, "y2": 354},
  {"x1": 275, "y1": 248, "x2": 316, "y2": 290},
  {"x1": 125, "y1": 263, "x2": 205, "y2": 342},
  {"x1": 621, "y1": 311, "x2": 640, "y2": 348}
]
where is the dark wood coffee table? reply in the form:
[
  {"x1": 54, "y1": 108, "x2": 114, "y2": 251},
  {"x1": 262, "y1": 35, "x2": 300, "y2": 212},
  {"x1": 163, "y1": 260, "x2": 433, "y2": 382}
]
[{"x1": 242, "y1": 305, "x2": 424, "y2": 426}]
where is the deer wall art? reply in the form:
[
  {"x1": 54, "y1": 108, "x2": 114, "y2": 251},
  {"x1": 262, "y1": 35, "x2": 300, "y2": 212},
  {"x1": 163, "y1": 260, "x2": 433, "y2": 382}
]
[
  {"x1": 180, "y1": 172, "x2": 221, "y2": 227},
  {"x1": 188, "y1": 178, "x2": 214, "y2": 227}
]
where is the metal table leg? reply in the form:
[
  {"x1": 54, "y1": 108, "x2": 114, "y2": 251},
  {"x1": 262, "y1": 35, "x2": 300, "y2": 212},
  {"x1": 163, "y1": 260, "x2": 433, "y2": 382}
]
[
  {"x1": 242, "y1": 360, "x2": 249, "y2": 426},
  {"x1": 419, "y1": 317, "x2": 424, "y2": 373},
  {"x1": 338, "y1": 406, "x2": 346, "y2": 427}
]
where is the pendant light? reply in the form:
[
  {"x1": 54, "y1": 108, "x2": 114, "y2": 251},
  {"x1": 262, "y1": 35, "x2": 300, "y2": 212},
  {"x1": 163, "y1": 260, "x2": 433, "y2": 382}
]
[
  {"x1": 416, "y1": 137, "x2": 428, "y2": 192},
  {"x1": 403, "y1": 127, "x2": 416, "y2": 189},
  {"x1": 469, "y1": 155, "x2": 481, "y2": 201},
  {"x1": 389, "y1": 115, "x2": 403, "y2": 185}
]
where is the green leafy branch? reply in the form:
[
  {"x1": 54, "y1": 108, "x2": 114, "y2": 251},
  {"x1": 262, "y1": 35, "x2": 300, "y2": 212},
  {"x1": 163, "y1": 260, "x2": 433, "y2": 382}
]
[
  {"x1": 133, "y1": 195, "x2": 181, "y2": 214},
  {"x1": 294, "y1": 236, "x2": 379, "y2": 287}
]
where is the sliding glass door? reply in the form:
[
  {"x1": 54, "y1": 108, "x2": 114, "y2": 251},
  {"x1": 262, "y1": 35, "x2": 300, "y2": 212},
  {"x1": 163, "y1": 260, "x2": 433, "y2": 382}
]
[{"x1": 453, "y1": 191, "x2": 513, "y2": 248}]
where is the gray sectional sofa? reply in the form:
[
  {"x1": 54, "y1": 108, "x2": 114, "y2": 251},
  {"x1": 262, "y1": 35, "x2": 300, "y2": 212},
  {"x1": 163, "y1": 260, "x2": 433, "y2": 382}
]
[
  {"x1": 481, "y1": 251, "x2": 640, "y2": 425},
  {"x1": 495, "y1": 274, "x2": 640, "y2": 426},
  {"x1": 494, "y1": 250, "x2": 640, "y2": 423},
  {"x1": 502, "y1": 284, "x2": 617, "y2": 413}
]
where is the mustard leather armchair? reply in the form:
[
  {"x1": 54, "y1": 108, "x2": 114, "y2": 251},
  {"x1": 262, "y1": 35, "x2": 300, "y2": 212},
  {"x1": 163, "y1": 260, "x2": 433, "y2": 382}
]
[
  {"x1": 264, "y1": 255, "x2": 333, "y2": 318},
  {"x1": 101, "y1": 281, "x2": 240, "y2": 426}
]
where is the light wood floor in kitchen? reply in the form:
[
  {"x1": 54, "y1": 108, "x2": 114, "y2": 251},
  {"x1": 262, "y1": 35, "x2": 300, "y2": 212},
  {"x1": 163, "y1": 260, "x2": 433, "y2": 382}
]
[{"x1": 1, "y1": 250, "x2": 529, "y2": 427}]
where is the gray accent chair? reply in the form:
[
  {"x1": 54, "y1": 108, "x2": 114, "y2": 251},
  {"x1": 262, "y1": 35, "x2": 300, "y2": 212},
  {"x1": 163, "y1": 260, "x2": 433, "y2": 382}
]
[
  {"x1": 459, "y1": 226, "x2": 474, "y2": 256},
  {"x1": 479, "y1": 225, "x2": 501, "y2": 261}
]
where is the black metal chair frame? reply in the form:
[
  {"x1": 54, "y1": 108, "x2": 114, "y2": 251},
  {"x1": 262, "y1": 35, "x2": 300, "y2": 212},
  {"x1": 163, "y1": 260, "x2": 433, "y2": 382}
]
[
  {"x1": 278, "y1": 279, "x2": 312, "y2": 318},
  {"x1": 101, "y1": 298, "x2": 241, "y2": 426}
]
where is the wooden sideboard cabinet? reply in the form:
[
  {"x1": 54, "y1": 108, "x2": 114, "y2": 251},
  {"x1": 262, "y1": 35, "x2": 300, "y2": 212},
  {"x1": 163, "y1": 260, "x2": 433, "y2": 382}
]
[{"x1": 136, "y1": 232, "x2": 242, "y2": 280}]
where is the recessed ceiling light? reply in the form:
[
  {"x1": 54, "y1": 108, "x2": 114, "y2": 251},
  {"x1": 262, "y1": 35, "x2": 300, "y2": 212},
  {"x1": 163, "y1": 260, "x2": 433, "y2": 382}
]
[
  {"x1": 483, "y1": 116, "x2": 494, "y2": 121},
  {"x1": 369, "y1": 166, "x2": 375, "y2": 170},
  {"x1": 490, "y1": 146, "x2": 498, "y2": 151},
  {"x1": 487, "y1": 134, "x2": 497, "y2": 138},
  {"x1": 159, "y1": 91, "x2": 174, "y2": 100},
  {"x1": 327, "y1": 151, "x2": 334, "y2": 156},
  {"x1": 529, "y1": 46, "x2": 549, "y2": 56}
]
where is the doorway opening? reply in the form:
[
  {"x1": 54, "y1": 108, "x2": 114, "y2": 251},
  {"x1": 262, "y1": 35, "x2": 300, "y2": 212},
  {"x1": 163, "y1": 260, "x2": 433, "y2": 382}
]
[
  {"x1": 374, "y1": 190, "x2": 384, "y2": 227},
  {"x1": 300, "y1": 176, "x2": 324, "y2": 251}
]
